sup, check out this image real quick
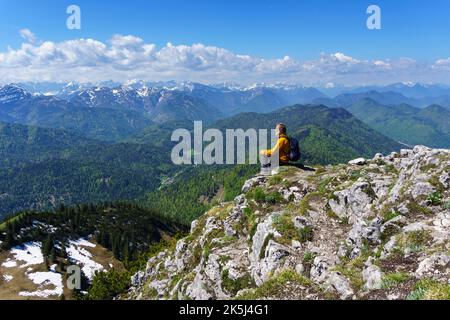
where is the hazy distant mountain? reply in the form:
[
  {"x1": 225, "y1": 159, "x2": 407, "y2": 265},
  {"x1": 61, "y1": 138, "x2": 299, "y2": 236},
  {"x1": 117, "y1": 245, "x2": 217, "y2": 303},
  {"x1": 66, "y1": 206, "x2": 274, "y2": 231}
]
[
  {"x1": 123, "y1": 81, "x2": 324, "y2": 114},
  {"x1": 180, "y1": 82, "x2": 326, "y2": 114},
  {"x1": 68, "y1": 86, "x2": 149, "y2": 111},
  {"x1": 0, "y1": 84, "x2": 225, "y2": 140},
  {"x1": 0, "y1": 84, "x2": 73, "y2": 121},
  {"x1": 13, "y1": 81, "x2": 330, "y2": 114},
  {"x1": 0, "y1": 84, "x2": 152, "y2": 141},
  {"x1": 314, "y1": 90, "x2": 419, "y2": 108},
  {"x1": 314, "y1": 88, "x2": 450, "y2": 109},
  {"x1": 148, "y1": 90, "x2": 223, "y2": 123},
  {"x1": 349, "y1": 82, "x2": 450, "y2": 99},
  {"x1": 6, "y1": 81, "x2": 450, "y2": 125},
  {"x1": 17, "y1": 81, "x2": 122, "y2": 96},
  {"x1": 17, "y1": 82, "x2": 68, "y2": 95},
  {"x1": 326, "y1": 83, "x2": 450, "y2": 108},
  {"x1": 270, "y1": 85, "x2": 327, "y2": 105},
  {"x1": 417, "y1": 95, "x2": 450, "y2": 108},
  {"x1": 67, "y1": 85, "x2": 223, "y2": 122},
  {"x1": 227, "y1": 87, "x2": 288, "y2": 114}
]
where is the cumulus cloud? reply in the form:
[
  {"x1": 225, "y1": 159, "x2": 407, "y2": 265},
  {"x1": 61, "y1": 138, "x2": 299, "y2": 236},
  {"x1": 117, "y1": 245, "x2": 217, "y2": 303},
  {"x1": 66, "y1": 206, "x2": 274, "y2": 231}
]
[
  {"x1": 433, "y1": 58, "x2": 450, "y2": 70},
  {"x1": 0, "y1": 32, "x2": 449, "y2": 85}
]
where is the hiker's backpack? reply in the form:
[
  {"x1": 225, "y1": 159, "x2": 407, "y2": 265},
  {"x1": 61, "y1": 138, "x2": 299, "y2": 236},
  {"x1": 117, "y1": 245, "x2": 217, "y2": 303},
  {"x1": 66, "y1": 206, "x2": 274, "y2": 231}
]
[{"x1": 288, "y1": 137, "x2": 301, "y2": 161}]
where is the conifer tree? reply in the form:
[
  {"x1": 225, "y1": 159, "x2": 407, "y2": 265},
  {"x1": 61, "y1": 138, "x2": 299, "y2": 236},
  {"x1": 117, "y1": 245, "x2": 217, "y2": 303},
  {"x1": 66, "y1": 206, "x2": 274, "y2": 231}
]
[{"x1": 42, "y1": 234, "x2": 54, "y2": 257}]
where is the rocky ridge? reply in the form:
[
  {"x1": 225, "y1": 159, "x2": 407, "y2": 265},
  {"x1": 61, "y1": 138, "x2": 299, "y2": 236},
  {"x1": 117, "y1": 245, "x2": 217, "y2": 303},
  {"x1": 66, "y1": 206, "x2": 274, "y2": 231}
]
[{"x1": 126, "y1": 146, "x2": 450, "y2": 300}]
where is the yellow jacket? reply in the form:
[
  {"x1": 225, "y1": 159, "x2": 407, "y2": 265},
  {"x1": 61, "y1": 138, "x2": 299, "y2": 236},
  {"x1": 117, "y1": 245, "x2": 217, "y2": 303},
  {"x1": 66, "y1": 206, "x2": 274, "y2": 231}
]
[{"x1": 261, "y1": 134, "x2": 290, "y2": 164}]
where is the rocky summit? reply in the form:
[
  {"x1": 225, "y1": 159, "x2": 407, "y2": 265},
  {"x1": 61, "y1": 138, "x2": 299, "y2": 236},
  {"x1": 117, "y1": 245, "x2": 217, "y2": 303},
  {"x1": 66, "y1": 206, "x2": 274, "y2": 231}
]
[{"x1": 126, "y1": 146, "x2": 450, "y2": 300}]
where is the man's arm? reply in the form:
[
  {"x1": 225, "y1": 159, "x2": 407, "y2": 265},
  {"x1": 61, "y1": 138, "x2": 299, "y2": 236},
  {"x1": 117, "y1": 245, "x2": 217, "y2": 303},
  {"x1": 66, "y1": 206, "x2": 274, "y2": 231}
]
[{"x1": 260, "y1": 139, "x2": 282, "y2": 157}]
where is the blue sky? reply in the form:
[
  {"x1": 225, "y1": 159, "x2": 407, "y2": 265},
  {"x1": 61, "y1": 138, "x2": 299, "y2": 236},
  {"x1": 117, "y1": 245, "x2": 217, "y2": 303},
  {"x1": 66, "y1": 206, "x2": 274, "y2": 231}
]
[{"x1": 0, "y1": 0, "x2": 449, "y2": 85}]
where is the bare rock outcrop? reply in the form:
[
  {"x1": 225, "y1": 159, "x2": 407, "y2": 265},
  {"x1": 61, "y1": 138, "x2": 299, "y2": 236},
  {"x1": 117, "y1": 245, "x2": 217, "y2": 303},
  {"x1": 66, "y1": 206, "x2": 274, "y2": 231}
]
[{"x1": 125, "y1": 146, "x2": 450, "y2": 300}]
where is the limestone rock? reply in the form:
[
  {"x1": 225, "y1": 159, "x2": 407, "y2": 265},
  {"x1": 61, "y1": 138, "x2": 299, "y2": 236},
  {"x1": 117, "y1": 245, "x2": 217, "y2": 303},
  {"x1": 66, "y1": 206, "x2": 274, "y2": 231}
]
[
  {"x1": 363, "y1": 259, "x2": 383, "y2": 290},
  {"x1": 328, "y1": 182, "x2": 375, "y2": 222},
  {"x1": 415, "y1": 253, "x2": 450, "y2": 278},
  {"x1": 242, "y1": 176, "x2": 267, "y2": 193},
  {"x1": 326, "y1": 272, "x2": 354, "y2": 299},
  {"x1": 348, "y1": 158, "x2": 367, "y2": 166}
]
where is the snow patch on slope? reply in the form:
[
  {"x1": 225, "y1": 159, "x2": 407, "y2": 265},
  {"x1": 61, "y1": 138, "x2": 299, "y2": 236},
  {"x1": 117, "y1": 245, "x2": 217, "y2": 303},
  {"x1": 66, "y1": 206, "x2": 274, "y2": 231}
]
[
  {"x1": 3, "y1": 242, "x2": 44, "y2": 268},
  {"x1": 67, "y1": 238, "x2": 103, "y2": 280},
  {"x1": 2, "y1": 274, "x2": 13, "y2": 282},
  {"x1": 19, "y1": 271, "x2": 63, "y2": 298},
  {"x1": 1, "y1": 260, "x2": 17, "y2": 268}
]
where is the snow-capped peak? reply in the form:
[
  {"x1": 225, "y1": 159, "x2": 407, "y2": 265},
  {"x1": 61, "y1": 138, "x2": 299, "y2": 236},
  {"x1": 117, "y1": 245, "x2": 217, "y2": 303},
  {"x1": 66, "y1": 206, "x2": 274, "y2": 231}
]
[{"x1": 0, "y1": 84, "x2": 32, "y2": 103}]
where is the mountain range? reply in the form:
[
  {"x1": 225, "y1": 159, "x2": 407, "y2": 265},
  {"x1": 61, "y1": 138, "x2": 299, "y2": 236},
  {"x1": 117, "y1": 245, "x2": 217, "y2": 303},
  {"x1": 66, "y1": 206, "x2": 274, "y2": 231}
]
[
  {"x1": 17, "y1": 80, "x2": 450, "y2": 107},
  {"x1": 0, "y1": 103, "x2": 401, "y2": 220},
  {"x1": 314, "y1": 90, "x2": 450, "y2": 110},
  {"x1": 2, "y1": 82, "x2": 449, "y2": 145},
  {"x1": 1, "y1": 80, "x2": 449, "y2": 300},
  {"x1": 1, "y1": 80, "x2": 450, "y2": 220}
]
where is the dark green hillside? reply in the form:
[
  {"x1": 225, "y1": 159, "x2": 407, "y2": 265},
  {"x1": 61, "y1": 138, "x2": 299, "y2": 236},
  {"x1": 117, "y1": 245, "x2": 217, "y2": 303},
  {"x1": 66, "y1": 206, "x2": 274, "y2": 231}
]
[
  {"x1": 230, "y1": 88, "x2": 287, "y2": 114},
  {"x1": 28, "y1": 107, "x2": 153, "y2": 142},
  {"x1": 346, "y1": 99, "x2": 450, "y2": 148},
  {"x1": 126, "y1": 120, "x2": 193, "y2": 146},
  {"x1": 0, "y1": 104, "x2": 403, "y2": 222},
  {"x1": 150, "y1": 92, "x2": 223, "y2": 124},
  {"x1": 213, "y1": 104, "x2": 402, "y2": 164},
  {"x1": 417, "y1": 104, "x2": 450, "y2": 135},
  {"x1": 0, "y1": 120, "x2": 183, "y2": 219},
  {"x1": 0, "y1": 122, "x2": 179, "y2": 219},
  {"x1": 0, "y1": 141, "x2": 177, "y2": 219},
  {"x1": 143, "y1": 165, "x2": 258, "y2": 225},
  {"x1": 0, "y1": 121, "x2": 101, "y2": 168}
]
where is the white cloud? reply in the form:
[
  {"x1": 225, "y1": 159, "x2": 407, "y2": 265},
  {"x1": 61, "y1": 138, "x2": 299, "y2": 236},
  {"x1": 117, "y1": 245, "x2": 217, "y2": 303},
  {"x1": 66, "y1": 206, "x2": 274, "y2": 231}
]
[
  {"x1": 331, "y1": 52, "x2": 358, "y2": 63},
  {"x1": 0, "y1": 31, "x2": 449, "y2": 85},
  {"x1": 433, "y1": 58, "x2": 450, "y2": 70},
  {"x1": 19, "y1": 29, "x2": 36, "y2": 44}
]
